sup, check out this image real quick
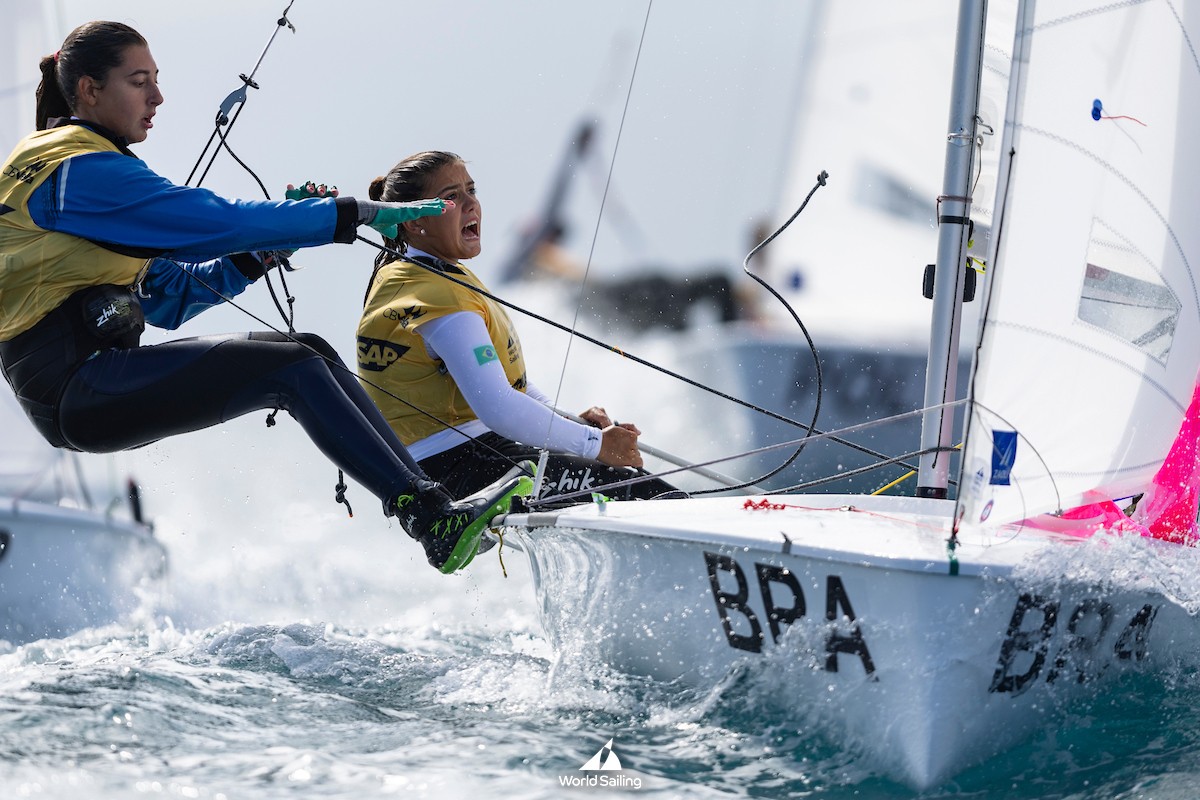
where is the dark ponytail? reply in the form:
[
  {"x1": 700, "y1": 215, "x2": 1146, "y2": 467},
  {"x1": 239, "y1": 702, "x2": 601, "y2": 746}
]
[
  {"x1": 35, "y1": 55, "x2": 69, "y2": 130},
  {"x1": 364, "y1": 150, "x2": 462, "y2": 304},
  {"x1": 35, "y1": 21, "x2": 147, "y2": 130}
]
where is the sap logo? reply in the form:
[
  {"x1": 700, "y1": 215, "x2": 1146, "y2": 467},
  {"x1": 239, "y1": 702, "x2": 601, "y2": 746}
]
[
  {"x1": 356, "y1": 336, "x2": 409, "y2": 372},
  {"x1": 2, "y1": 159, "x2": 47, "y2": 184},
  {"x1": 704, "y1": 552, "x2": 876, "y2": 678},
  {"x1": 989, "y1": 593, "x2": 1158, "y2": 695}
]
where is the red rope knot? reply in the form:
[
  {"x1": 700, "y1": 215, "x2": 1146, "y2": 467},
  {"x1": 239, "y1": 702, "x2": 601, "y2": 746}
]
[{"x1": 743, "y1": 498, "x2": 788, "y2": 512}]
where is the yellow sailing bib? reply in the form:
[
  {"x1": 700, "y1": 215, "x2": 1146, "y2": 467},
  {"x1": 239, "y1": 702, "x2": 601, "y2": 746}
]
[
  {"x1": 357, "y1": 258, "x2": 527, "y2": 444},
  {"x1": 0, "y1": 126, "x2": 149, "y2": 340}
]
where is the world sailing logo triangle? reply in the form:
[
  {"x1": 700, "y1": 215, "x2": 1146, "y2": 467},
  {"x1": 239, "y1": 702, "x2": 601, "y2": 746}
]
[{"x1": 579, "y1": 738, "x2": 622, "y2": 771}]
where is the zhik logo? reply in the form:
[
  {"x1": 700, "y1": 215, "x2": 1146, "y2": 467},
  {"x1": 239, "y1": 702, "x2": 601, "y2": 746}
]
[{"x1": 558, "y1": 738, "x2": 643, "y2": 791}]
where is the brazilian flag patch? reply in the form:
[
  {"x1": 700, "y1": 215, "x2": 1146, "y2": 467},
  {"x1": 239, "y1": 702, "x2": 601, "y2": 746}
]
[{"x1": 474, "y1": 345, "x2": 498, "y2": 365}]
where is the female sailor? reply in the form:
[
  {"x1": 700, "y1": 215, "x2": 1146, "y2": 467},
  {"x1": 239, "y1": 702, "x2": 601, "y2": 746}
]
[{"x1": 357, "y1": 150, "x2": 680, "y2": 503}]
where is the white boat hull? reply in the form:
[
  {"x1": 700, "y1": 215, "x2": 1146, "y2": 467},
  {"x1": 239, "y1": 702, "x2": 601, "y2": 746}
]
[
  {"x1": 0, "y1": 499, "x2": 167, "y2": 644},
  {"x1": 502, "y1": 494, "x2": 1200, "y2": 789}
]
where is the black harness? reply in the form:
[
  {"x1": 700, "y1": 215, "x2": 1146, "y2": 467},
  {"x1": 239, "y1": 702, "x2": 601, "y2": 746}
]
[{"x1": 0, "y1": 284, "x2": 143, "y2": 448}]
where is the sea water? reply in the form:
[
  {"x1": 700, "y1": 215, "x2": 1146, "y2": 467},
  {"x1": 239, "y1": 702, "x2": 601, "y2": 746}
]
[
  {"x1": 5, "y1": 309, "x2": 1200, "y2": 799},
  {"x1": 6, "y1": 504, "x2": 1200, "y2": 800}
]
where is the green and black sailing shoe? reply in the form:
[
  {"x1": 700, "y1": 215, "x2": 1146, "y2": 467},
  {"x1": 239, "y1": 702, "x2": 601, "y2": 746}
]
[{"x1": 395, "y1": 474, "x2": 534, "y2": 574}]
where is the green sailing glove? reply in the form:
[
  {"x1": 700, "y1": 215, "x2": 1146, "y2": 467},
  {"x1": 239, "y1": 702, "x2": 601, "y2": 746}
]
[
  {"x1": 283, "y1": 181, "x2": 449, "y2": 238},
  {"x1": 355, "y1": 198, "x2": 449, "y2": 239}
]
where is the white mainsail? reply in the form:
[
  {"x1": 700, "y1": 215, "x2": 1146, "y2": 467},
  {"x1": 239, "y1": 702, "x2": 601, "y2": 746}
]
[{"x1": 960, "y1": 0, "x2": 1200, "y2": 528}]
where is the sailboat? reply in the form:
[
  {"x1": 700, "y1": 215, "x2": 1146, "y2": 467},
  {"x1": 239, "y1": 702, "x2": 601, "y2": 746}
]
[
  {"x1": 499, "y1": 0, "x2": 1200, "y2": 789},
  {"x1": 0, "y1": 389, "x2": 167, "y2": 644},
  {"x1": 0, "y1": 0, "x2": 168, "y2": 645}
]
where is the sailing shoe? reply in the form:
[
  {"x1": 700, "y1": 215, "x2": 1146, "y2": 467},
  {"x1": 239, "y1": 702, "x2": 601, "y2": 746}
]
[
  {"x1": 395, "y1": 474, "x2": 534, "y2": 574},
  {"x1": 476, "y1": 461, "x2": 539, "y2": 556}
]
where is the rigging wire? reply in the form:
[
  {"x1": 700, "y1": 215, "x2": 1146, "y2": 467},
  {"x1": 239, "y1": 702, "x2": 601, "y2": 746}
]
[
  {"x1": 184, "y1": 1, "x2": 296, "y2": 189},
  {"x1": 542, "y1": 0, "x2": 654, "y2": 451},
  {"x1": 182, "y1": 2, "x2": 298, "y2": 334},
  {"x1": 524, "y1": 404, "x2": 966, "y2": 507}
]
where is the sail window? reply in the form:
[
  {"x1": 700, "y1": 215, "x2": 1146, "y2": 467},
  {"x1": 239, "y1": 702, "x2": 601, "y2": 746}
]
[{"x1": 1076, "y1": 220, "x2": 1179, "y2": 363}]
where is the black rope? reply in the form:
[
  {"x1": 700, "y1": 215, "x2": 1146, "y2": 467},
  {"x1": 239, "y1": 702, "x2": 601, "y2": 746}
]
[
  {"x1": 206, "y1": 118, "x2": 271, "y2": 196},
  {"x1": 260, "y1": 257, "x2": 297, "y2": 333},
  {"x1": 195, "y1": 54, "x2": 299, "y2": 334},
  {"x1": 688, "y1": 170, "x2": 830, "y2": 495},
  {"x1": 179, "y1": 3, "x2": 299, "y2": 335},
  {"x1": 334, "y1": 469, "x2": 353, "y2": 518},
  {"x1": 355, "y1": 234, "x2": 918, "y2": 479}
]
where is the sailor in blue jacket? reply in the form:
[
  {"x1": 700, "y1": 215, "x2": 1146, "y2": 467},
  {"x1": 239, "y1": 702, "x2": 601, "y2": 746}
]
[{"x1": 0, "y1": 20, "x2": 530, "y2": 574}]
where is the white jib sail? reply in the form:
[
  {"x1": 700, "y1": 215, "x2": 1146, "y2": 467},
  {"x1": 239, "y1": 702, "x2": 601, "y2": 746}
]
[{"x1": 960, "y1": 0, "x2": 1200, "y2": 529}]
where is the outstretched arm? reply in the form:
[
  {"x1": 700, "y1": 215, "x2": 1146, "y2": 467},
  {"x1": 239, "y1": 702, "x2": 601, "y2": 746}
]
[{"x1": 28, "y1": 153, "x2": 357, "y2": 259}]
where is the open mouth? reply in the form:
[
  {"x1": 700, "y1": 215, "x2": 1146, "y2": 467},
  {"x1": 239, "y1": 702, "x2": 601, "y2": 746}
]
[{"x1": 462, "y1": 221, "x2": 480, "y2": 240}]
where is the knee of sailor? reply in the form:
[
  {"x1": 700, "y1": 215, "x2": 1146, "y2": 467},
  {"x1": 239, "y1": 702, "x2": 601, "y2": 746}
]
[{"x1": 291, "y1": 332, "x2": 341, "y2": 363}]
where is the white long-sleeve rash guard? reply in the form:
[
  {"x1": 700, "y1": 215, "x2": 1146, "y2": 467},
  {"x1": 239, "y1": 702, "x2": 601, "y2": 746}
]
[{"x1": 413, "y1": 310, "x2": 603, "y2": 461}]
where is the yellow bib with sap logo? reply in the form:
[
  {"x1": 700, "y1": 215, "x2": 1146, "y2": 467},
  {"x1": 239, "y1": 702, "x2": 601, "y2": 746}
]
[
  {"x1": 356, "y1": 258, "x2": 527, "y2": 445},
  {"x1": 0, "y1": 126, "x2": 149, "y2": 340}
]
